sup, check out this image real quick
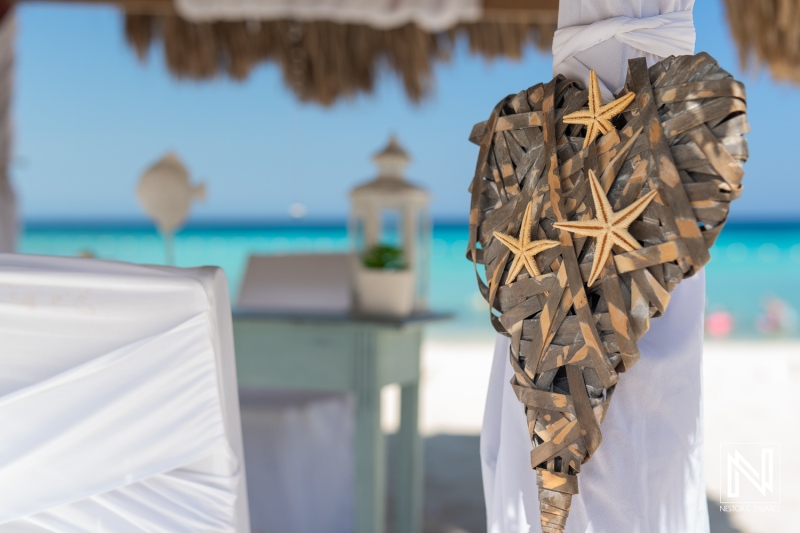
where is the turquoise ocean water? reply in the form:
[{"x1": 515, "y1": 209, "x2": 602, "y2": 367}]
[{"x1": 19, "y1": 222, "x2": 800, "y2": 340}]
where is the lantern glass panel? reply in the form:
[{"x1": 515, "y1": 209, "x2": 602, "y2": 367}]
[
  {"x1": 353, "y1": 216, "x2": 365, "y2": 255},
  {"x1": 379, "y1": 208, "x2": 403, "y2": 251}
]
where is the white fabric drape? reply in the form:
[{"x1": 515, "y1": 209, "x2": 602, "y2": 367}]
[
  {"x1": 240, "y1": 390, "x2": 355, "y2": 533},
  {"x1": 174, "y1": 0, "x2": 481, "y2": 31},
  {"x1": 481, "y1": 1, "x2": 710, "y2": 532},
  {"x1": 0, "y1": 13, "x2": 17, "y2": 253},
  {"x1": 482, "y1": 275, "x2": 707, "y2": 533},
  {"x1": 0, "y1": 255, "x2": 249, "y2": 532},
  {"x1": 553, "y1": 2, "x2": 695, "y2": 98}
]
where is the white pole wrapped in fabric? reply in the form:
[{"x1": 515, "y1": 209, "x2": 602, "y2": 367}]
[
  {"x1": 0, "y1": 12, "x2": 17, "y2": 253},
  {"x1": 480, "y1": 1, "x2": 710, "y2": 532}
]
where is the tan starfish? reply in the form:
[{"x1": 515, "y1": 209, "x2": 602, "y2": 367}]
[
  {"x1": 563, "y1": 70, "x2": 636, "y2": 148},
  {"x1": 554, "y1": 169, "x2": 658, "y2": 286},
  {"x1": 493, "y1": 201, "x2": 560, "y2": 282}
]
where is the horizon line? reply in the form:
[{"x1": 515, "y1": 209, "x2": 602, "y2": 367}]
[{"x1": 18, "y1": 216, "x2": 800, "y2": 230}]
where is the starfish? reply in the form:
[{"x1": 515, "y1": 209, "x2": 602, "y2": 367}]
[
  {"x1": 554, "y1": 169, "x2": 658, "y2": 286},
  {"x1": 493, "y1": 201, "x2": 560, "y2": 283},
  {"x1": 563, "y1": 70, "x2": 636, "y2": 148}
]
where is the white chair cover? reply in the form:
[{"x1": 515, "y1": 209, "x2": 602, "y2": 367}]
[
  {"x1": 237, "y1": 253, "x2": 352, "y2": 314},
  {"x1": 481, "y1": 1, "x2": 711, "y2": 532},
  {"x1": 0, "y1": 254, "x2": 249, "y2": 532}
]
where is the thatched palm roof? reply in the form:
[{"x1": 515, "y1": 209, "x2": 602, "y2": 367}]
[
  {"x1": 123, "y1": 9, "x2": 557, "y2": 105},
  {"x1": 124, "y1": 17, "x2": 556, "y2": 105},
  {"x1": 724, "y1": 0, "x2": 800, "y2": 83}
]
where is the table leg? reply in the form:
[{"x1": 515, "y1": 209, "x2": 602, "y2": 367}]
[
  {"x1": 394, "y1": 381, "x2": 423, "y2": 533},
  {"x1": 354, "y1": 333, "x2": 385, "y2": 533}
]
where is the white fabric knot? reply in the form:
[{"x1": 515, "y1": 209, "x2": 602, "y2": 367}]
[{"x1": 553, "y1": 11, "x2": 695, "y2": 96}]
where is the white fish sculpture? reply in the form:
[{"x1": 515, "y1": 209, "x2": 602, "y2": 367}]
[{"x1": 137, "y1": 152, "x2": 205, "y2": 234}]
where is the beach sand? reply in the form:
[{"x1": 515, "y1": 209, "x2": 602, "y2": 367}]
[{"x1": 411, "y1": 338, "x2": 800, "y2": 533}]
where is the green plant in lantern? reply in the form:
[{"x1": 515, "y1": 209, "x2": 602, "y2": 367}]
[{"x1": 362, "y1": 244, "x2": 407, "y2": 270}]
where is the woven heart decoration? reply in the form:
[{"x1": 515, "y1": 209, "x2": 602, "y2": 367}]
[{"x1": 466, "y1": 53, "x2": 747, "y2": 532}]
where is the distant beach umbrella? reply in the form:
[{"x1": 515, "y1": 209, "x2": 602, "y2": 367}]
[
  {"x1": 136, "y1": 152, "x2": 205, "y2": 264},
  {"x1": 705, "y1": 310, "x2": 734, "y2": 338}
]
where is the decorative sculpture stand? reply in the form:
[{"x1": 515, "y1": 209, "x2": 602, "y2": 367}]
[
  {"x1": 467, "y1": 53, "x2": 748, "y2": 532},
  {"x1": 137, "y1": 152, "x2": 205, "y2": 265}
]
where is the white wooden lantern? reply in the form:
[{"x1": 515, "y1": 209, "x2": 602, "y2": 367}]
[{"x1": 349, "y1": 136, "x2": 431, "y2": 317}]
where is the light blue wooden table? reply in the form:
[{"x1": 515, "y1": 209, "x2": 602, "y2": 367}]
[{"x1": 233, "y1": 312, "x2": 449, "y2": 533}]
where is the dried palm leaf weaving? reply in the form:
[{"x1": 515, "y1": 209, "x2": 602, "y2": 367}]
[{"x1": 466, "y1": 53, "x2": 748, "y2": 532}]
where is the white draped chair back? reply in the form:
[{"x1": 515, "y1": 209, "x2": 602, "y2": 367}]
[{"x1": 0, "y1": 254, "x2": 249, "y2": 532}]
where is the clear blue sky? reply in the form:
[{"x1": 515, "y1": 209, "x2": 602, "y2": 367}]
[{"x1": 12, "y1": 1, "x2": 800, "y2": 222}]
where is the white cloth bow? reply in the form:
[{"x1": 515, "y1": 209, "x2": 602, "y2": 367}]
[{"x1": 553, "y1": 10, "x2": 695, "y2": 96}]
